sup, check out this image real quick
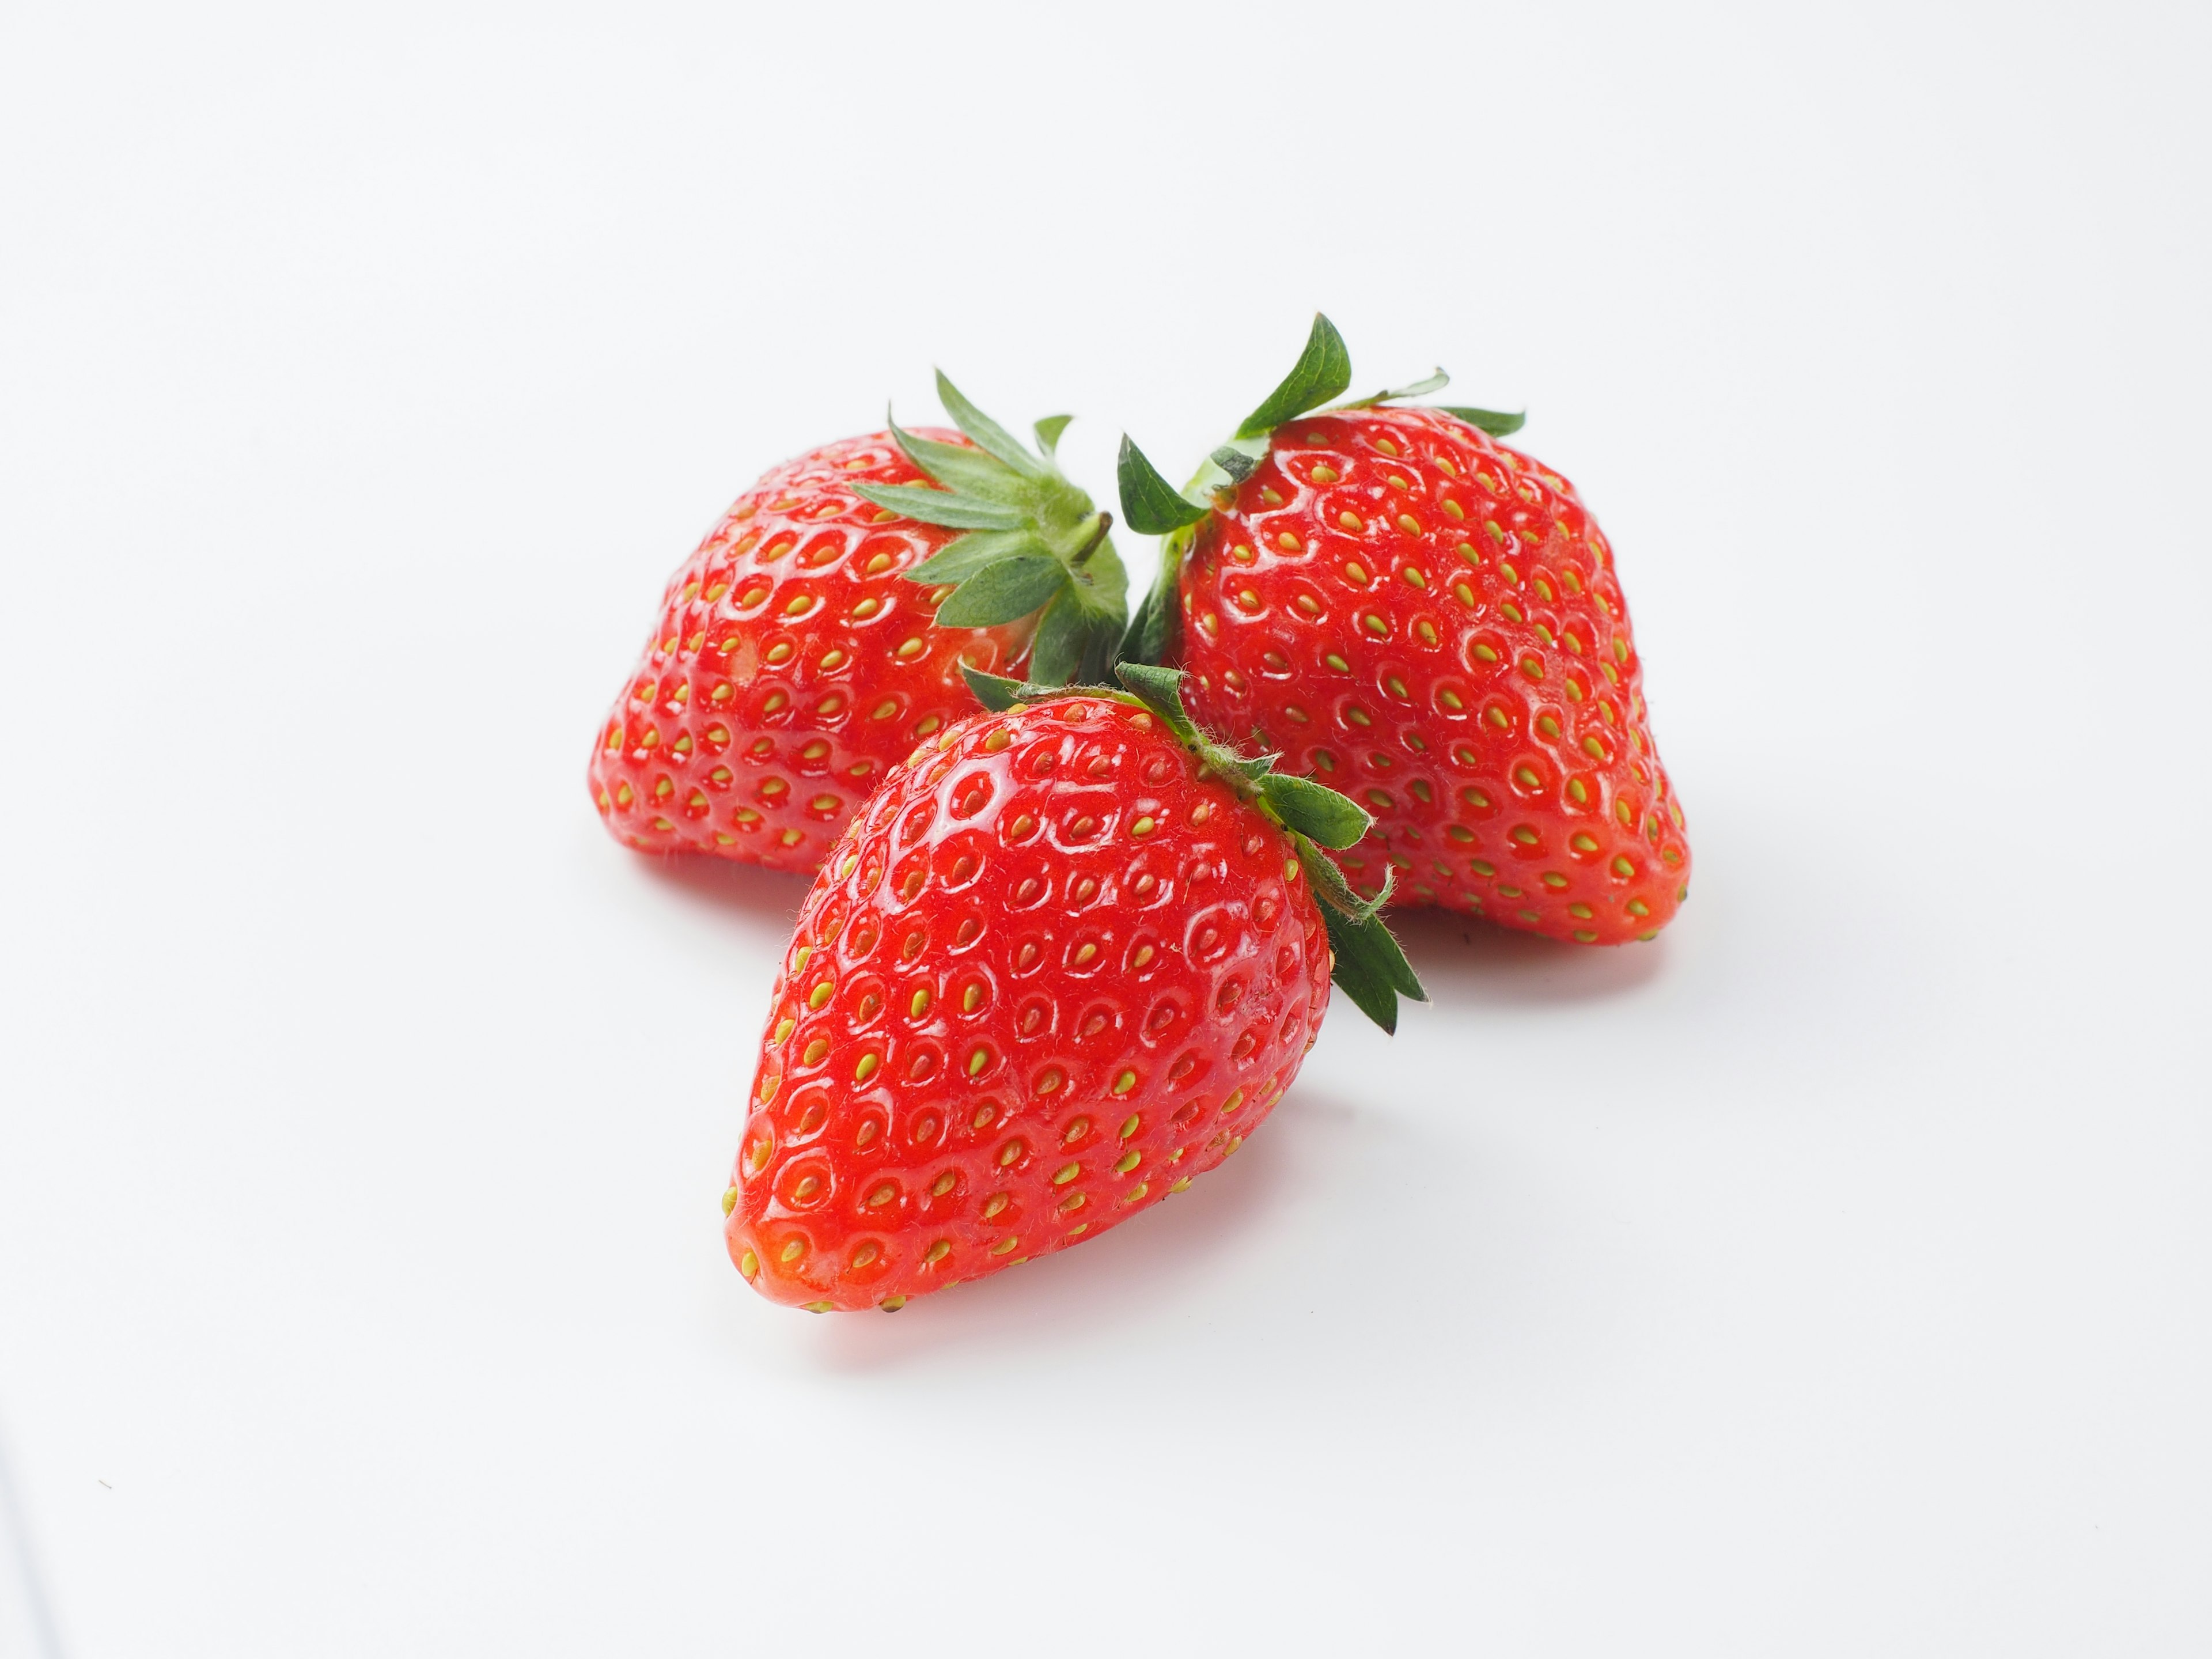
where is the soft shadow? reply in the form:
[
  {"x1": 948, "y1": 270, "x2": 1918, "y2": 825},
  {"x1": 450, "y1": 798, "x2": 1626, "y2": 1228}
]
[
  {"x1": 1393, "y1": 906, "x2": 1668, "y2": 1009},
  {"x1": 631, "y1": 850, "x2": 811, "y2": 927},
  {"x1": 787, "y1": 1093, "x2": 1325, "y2": 1374}
]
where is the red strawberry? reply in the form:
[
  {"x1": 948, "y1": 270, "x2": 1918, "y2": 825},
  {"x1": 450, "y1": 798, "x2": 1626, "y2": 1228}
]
[
  {"x1": 1118, "y1": 317, "x2": 1690, "y2": 946},
  {"x1": 722, "y1": 664, "x2": 1418, "y2": 1312},
  {"x1": 591, "y1": 376, "x2": 1127, "y2": 872}
]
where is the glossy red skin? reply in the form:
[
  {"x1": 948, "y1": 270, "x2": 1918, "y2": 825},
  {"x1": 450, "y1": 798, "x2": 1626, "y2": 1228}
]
[
  {"x1": 1175, "y1": 405, "x2": 1690, "y2": 946},
  {"x1": 724, "y1": 695, "x2": 1332, "y2": 1311},
  {"x1": 590, "y1": 430, "x2": 1032, "y2": 873}
]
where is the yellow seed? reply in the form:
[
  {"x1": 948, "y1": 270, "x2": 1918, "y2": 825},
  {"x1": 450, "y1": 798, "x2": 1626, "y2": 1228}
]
[
  {"x1": 1221, "y1": 1087, "x2": 1246, "y2": 1115},
  {"x1": 968, "y1": 1047, "x2": 990, "y2": 1076},
  {"x1": 1396, "y1": 513, "x2": 1420, "y2": 535},
  {"x1": 801, "y1": 1038, "x2": 828, "y2": 1065},
  {"x1": 809, "y1": 980, "x2": 834, "y2": 1009},
  {"x1": 1115, "y1": 1150, "x2": 1141, "y2": 1173},
  {"x1": 1113, "y1": 1070, "x2": 1137, "y2": 1094},
  {"x1": 1074, "y1": 943, "x2": 1097, "y2": 966},
  {"x1": 1052, "y1": 1162, "x2": 1080, "y2": 1185},
  {"x1": 924, "y1": 1240, "x2": 950, "y2": 1264},
  {"x1": 772, "y1": 1017, "x2": 795, "y2": 1043},
  {"x1": 738, "y1": 1249, "x2": 759, "y2": 1279},
  {"x1": 779, "y1": 1239, "x2": 804, "y2": 1263},
  {"x1": 721, "y1": 1185, "x2": 739, "y2": 1215},
  {"x1": 880, "y1": 1296, "x2": 907, "y2": 1311},
  {"x1": 1169, "y1": 1177, "x2": 1192, "y2": 1194},
  {"x1": 990, "y1": 1237, "x2": 1018, "y2": 1255},
  {"x1": 1132, "y1": 945, "x2": 1155, "y2": 968},
  {"x1": 854, "y1": 1054, "x2": 879, "y2": 1081},
  {"x1": 1122, "y1": 1183, "x2": 1149, "y2": 1204},
  {"x1": 1119, "y1": 1115, "x2": 1141, "y2": 1139},
  {"x1": 1279, "y1": 532, "x2": 1301, "y2": 551}
]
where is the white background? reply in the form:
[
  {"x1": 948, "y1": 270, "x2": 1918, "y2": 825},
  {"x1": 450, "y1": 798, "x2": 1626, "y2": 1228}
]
[{"x1": 3, "y1": 2, "x2": 2207, "y2": 1653}]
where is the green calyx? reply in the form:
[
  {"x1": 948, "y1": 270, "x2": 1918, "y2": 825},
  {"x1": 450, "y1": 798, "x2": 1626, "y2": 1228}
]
[
  {"x1": 959, "y1": 662, "x2": 1425, "y2": 1034},
  {"x1": 1114, "y1": 315, "x2": 1527, "y2": 668},
  {"x1": 854, "y1": 371, "x2": 1127, "y2": 688}
]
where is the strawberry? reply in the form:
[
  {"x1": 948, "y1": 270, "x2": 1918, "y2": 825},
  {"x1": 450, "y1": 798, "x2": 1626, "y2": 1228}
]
[
  {"x1": 1118, "y1": 317, "x2": 1690, "y2": 946},
  {"x1": 722, "y1": 664, "x2": 1419, "y2": 1312},
  {"x1": 590, "y1": 376, "x2": 1127, "y2": 872}
]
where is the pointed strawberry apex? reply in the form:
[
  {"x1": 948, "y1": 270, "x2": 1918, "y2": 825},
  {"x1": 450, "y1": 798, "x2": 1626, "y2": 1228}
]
[
  {"x1": 853, "y1": 374, "x2": 1128, "y2": 687},
  {"x1": 956, "y1": 663, "x2": 1425, "y2": 1034}
]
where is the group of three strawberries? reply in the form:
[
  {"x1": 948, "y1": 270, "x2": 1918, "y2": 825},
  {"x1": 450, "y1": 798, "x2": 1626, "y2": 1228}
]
[{"x1": 590, "y1": 316, "x2": 1694, "y2": 1313}]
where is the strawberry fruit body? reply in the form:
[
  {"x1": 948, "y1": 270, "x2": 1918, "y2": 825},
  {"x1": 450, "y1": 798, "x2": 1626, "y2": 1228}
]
[
  {"x1": 592, "y1": 378, "x2": 1126, "y2": 873},
  {"x1": 723, "y1": 666, "x2": 1417, "y2": 1311},
  {"x1": 1119, "y1": 318, "x2": 1690, "y2": 945}
]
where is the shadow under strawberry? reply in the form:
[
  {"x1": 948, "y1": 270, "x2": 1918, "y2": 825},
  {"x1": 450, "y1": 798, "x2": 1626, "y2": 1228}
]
[
  {"x1": 630, "y1": 850, "x2": 811, "y2": 927},
  {"x1": 1388, "y1": 906, "x2": 1668, "y2": 1008}
]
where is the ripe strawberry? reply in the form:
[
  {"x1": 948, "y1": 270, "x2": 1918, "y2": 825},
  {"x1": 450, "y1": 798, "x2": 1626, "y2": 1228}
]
[
  {"x1": 591, "y1": 376, "x2": 1127, "y2": 872},
  {"x1": 1118, "y1": 317, "x2": 1690, "y2": 945},
  {"x1": 722, "y1": 664, "x2": 1418, "y2": 1312}
]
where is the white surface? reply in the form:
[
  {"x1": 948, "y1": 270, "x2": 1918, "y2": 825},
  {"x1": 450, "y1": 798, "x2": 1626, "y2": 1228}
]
[{"x1": 3, "y1": 3, "x2": 2208, "y2": 1653}]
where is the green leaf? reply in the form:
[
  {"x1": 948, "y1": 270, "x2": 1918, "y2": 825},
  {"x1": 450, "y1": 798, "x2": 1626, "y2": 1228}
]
[
  {"x1": 1111, "y1": 662, "x2": 1202, "y2": 747},
  {"x1": 1260, "y1": 773, "x2": 1373, "y2": 850},
  {"x1": 889, "y1": 415, "x2": 1035, "y2": 505},
  {"x1": 1343, "y1": 369, "x2": 1450, "y2": 408},
  {"x1": 1032, "y1": 414, "x2": 1073, "y2": 455},
  {"x1": 934, "y1": 370, "x2": 1045, "y2": 479},
  {"x1": 1117, "y1": 436, "x2": 1209, "y2": 535},
  {"x1": 853, "y1": 482, "x2": 1030, "y2": 532},
  {"x1": 1116, "y1": 528, "x2": 1185, "y2": 668},
  {"x1": 1298, "y1": 835, "x2": 1390, "y2": 922},
  {"x1": 1321, "y1": 903, "x2": 1424, "y2": 1035},
  {"x1": 1076, "y1": 608, "x2": 1123, "y2": 685},
  {"x1": 1208, "y1": 445, "x2": 1260, "y2": 486},
  {"x1": 1235, "y1": 313, "x2": 1353, "y2": 440},
  {"x1": 1069, "y1": 532, "x2": 1126, "y2": 613},
  {"x1": 1027, "y1": 586, "x2": 1089, "y2": 687},
  {"x1": 934, "y1": 555, "x2": 1067, "y2": 628},
  {"x1": 1440, "y1": 405, "x2": 1527, "y2": 437},
  {"x1": 1212, "y1": 747, "x2": 1279, "y2": 789},
  {"x1": 960, "y1": 665, "x2": 1028, "y2": 713},
  {"x1": 903, "y1": 528, "x2": 1054, "y2": 585}
]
